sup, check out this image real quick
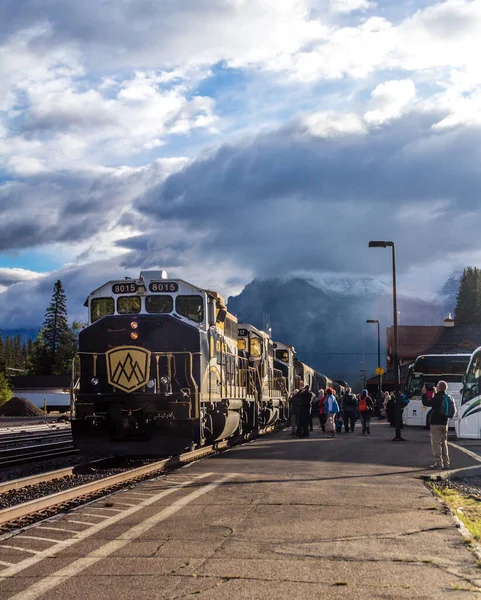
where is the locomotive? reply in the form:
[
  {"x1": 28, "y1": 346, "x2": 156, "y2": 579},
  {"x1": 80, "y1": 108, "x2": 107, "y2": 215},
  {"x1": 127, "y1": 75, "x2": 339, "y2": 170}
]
[{"x1": 71, "y1": 270, "x2": 344, "y2": 455}]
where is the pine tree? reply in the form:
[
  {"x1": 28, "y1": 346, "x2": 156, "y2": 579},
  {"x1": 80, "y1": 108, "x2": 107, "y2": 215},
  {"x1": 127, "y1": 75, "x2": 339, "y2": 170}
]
[
  {"x1": 455, "y1": 267, "x2": 481, "y2": 325},
  {"x1": 27, "y1": 332, "x2": 50, "y2": 376},
  {"x1": 0, "y1": 372, "x2": 12, "y2": 406},
  {"x1": 34, "y1": 280, "x2": 75, "y2": 375}
]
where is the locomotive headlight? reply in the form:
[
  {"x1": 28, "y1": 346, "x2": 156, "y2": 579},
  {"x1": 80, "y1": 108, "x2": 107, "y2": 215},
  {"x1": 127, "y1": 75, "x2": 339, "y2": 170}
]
[
  {"x1": 130, "y1": 332, "x2": 139, "y2": 340},
  {"x1": 130, "y1": 321, "x2": 138, "y2": 329},
  {"x1": 146, "y1": 379, "x2": 155, "y2": 389},
  {"x1": 160, "y1": 376, "x2": 169, "y2": 386},
  {"x1": 91, "y1": 377, "x2": 99, "y2": 386}
]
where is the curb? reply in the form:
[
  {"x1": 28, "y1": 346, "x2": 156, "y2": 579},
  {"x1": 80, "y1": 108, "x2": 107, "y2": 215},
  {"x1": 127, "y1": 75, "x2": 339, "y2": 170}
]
[{"x1": 422, "y1": 464, "x2": 481, "y2": 482}]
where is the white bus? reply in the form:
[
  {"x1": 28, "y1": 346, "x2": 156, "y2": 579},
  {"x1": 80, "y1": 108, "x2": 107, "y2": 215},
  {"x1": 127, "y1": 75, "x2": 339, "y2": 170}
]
[
  {"x1": 404, "y1": 354, "x2": 471, "y2": 428},
  {"x1": 456, "y1": 348, "x2": 481, "y2": 439}
]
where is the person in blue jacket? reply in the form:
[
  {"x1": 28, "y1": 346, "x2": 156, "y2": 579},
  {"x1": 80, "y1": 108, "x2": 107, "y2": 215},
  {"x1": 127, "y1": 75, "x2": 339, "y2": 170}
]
[{"x1": 324, "y1": 388, "x2": 340, "y2": 437}]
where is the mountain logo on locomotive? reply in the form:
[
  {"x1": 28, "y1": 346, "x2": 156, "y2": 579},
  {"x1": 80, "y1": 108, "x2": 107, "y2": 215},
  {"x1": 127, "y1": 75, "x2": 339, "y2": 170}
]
[{"x1": 106, "y1": 346, "x2": 151, "y2": 393}]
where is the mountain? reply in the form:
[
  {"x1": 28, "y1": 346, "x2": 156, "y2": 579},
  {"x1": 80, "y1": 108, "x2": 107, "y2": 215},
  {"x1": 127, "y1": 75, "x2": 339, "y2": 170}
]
[
  {"x1": 227, "y1": 276, "x2": 452, "y2": 385},
  {"x1": 438, "y1": 272, "x2": 461, "y2": 316}
]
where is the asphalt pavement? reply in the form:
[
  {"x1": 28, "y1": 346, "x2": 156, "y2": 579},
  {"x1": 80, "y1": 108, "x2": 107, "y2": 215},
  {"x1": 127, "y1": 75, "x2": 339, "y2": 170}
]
[{"x1": 1, "y1": 420, "x2": 481, "y2": 599}]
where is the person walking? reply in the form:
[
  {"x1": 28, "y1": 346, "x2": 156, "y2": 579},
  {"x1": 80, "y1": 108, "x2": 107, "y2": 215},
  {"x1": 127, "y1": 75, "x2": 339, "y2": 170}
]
[
  {"x1": 382, "y1": 391, "x2": 390, "y2": 418},
  {"x1": 310, "y1": 393, "x2": 320, "y2": 430},
  {"x1": 324, "y1": 387, "x2": 340, "y2": 437},
  {"x1": 318, "y1": 389, "x2": 327, "y2": 431},
  {"x1": 386, "y1": 393, "x2": 396, "y2": 427},
  {"x1": 341, "y1": 387, "x2": 357, "y2": 433},
  {"x1": 297, "y1": 385, "x2": 313, "y2": 438},
  {"x1": 422, "y1": 381, "x2": 454, "y2": 469},
  {"x1": 358, "y1": 389, "x2": 374, "y2": 434},
  {"x1": 289, "y1": 389, "x2": 300, "y2": 436}
]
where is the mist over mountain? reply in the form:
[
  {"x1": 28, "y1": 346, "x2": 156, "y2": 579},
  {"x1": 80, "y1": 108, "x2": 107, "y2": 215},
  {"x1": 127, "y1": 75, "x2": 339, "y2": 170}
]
[{"x1": 228, "y1": 275, "x2": 457, "y2": 385}]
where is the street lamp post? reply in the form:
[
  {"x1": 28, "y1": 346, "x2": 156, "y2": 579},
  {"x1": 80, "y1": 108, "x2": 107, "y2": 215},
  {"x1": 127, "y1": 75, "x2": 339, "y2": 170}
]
[
  {"x1": 366, "y1": 319, "x2": 382, "y2": 398},
  {"x1": 368, "y1": 241, "x2": 404, "y2": 441}
]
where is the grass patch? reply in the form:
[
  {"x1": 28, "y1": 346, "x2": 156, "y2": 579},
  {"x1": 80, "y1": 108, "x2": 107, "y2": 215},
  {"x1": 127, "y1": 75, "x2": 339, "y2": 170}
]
[
  {"x1": 431, "y1": 483, "x2": 481, "y2": 541},
  {"x1": 333, "y1": 582, "x2": 348, "y2": 586}
]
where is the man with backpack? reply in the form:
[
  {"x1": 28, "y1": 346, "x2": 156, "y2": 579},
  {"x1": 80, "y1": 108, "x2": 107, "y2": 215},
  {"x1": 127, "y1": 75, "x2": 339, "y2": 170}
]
[
  {"x1": 341, "y1": 387, "x2": 357, "y2": 433},
  {"x1": 422, "y1": 380, "x2": 456, "y2": 469}
]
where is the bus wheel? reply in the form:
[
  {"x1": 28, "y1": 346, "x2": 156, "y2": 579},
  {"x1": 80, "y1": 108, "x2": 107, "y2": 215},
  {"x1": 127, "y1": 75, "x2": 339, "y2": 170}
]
[{"x1": 425, "y1": 411, "x2": 432, "y2": 430}]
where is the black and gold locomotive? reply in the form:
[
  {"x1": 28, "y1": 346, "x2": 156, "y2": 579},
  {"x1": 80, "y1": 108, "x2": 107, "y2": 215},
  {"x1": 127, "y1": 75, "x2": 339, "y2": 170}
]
[{"x1": 71, "y1": 270, "x2": 344, "y2": 455}]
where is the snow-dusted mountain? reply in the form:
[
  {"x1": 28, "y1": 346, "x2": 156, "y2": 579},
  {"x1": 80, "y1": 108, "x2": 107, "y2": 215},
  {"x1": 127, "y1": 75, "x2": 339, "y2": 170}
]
[{"x1": 227, "y1": 275, "x2": 456, "y2": 384}]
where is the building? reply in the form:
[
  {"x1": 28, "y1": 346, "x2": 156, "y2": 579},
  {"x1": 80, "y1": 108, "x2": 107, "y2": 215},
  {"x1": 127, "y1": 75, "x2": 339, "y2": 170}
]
[
  {"x1": 367, "y1": 315, "x2": 481, "y2": 395},
  {"x1": 386, "y1": 314, "x2": 481, "y2": 369},
  {"x1": 11, "y1": 375, "x2": 71, "y2": 412}
]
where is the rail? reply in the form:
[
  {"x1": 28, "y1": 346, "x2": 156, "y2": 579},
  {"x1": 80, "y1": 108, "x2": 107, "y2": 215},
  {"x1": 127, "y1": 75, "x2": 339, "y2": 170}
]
[
  {"x1": 0, "y1": 424, "x2": 277, "y2": 527},
  {"x1": 0, "y1": 440, "x2": 78, "y2": 469}
]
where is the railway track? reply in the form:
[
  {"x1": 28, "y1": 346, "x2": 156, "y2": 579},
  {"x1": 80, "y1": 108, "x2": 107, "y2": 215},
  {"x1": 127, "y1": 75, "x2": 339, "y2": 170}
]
[
  {"x1": 0, "y1": 425, "x2": 277, "y2": 531},
  {"x1": 0, "y1": 439, "x2": 78, "y2": 468},
  {"x1": 0, "y1": 431, "x2": 72, "y2": 449}
]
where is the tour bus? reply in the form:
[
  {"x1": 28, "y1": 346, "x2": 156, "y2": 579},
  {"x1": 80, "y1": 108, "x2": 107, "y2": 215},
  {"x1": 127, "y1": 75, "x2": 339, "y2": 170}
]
[
  {"x1": 456, "y1": 347, "x2": 481, "y2": 439},
  {"x1": 404, "y1": 354, "x2": 471, "y2": 428}
]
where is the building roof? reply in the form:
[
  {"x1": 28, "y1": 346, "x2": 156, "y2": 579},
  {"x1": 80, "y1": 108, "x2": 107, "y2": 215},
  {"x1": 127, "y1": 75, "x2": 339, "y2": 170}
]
[
  {"x1": 11, "y1": 375, "x2": 71, "y2": 390},
  {"x1": 386, "y1": 325, "x2": 481, "y2": 364}
]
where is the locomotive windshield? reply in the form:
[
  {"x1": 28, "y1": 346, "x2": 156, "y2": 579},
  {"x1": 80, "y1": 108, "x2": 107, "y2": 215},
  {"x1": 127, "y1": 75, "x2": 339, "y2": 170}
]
[
  {"x1": 117, "y1": 296, "x2": 141, "y2": 314},
  {"x1": 146, "y1": 295, "x2": 173, "y2": 313},
  {"x1": 91, "y1": 297, "x2": 114, "y2": 322},
  {"x1": 276, "y1": 349, "x2": 289, "y2": 362},
  {"x1": 175, "y1": 295, "x2": 204, "y2": 323},
  {"x1": 250, "y1": 336, "x2": 262, "y2": 357}
]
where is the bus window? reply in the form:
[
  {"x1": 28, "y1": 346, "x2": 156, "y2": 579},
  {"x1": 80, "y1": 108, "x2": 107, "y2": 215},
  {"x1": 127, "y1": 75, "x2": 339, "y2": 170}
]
[
  {"x1": 91, "y1": 298, "x2": 114, "y2": 322},
  {"x1": 146, "y1": 295, "x2": 173, "y2": 314},
  {"x1": 176, "y1": 296, "x2": 204, "y2": 323},
  {"x1": 117, "y1": 296, "x2": 141, "y2": 314},
  {"x1": 250, "y1": 336, "x2": 262, "y2": 358}
]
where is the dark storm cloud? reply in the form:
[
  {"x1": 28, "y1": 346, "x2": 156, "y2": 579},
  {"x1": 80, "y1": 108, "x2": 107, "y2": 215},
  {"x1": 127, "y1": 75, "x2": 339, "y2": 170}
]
[
  {"x1": 0, "y1": 161, "x2": 173, "y2": 252},
  {"x1": 136, "y1": 111, "x2": 481, "y2": 277}
]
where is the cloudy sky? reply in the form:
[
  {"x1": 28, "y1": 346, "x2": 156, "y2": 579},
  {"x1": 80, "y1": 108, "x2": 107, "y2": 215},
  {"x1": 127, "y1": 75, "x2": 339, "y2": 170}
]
[{"x1": 1, "y1": 0, "x2": 480, "y2": 327}]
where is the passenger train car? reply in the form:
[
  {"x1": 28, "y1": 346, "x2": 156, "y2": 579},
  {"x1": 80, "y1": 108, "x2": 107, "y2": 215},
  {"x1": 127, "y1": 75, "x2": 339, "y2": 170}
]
[{"x1": 71, "y1": 271, "x2": 344, "y2": 455}]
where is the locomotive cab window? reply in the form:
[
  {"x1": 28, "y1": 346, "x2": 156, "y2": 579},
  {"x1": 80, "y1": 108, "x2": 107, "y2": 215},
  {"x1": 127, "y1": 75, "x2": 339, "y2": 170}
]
[
  {"x1": 146, "y1": 295, "x2": 173, "y2": 314},
  {"x1": 250, "y1": 336, "x2": 262, "y2": 358},
  {"x1": 176, "y1": 295, "x2": 204, "y2": 323},
  {"x1": 91, "y1": 297, "x2": 114, "y2": 322},
  {"x1": 276, "y1": 349, "x2": 289, "y2": 362},
  {"x1": 117, "y1": 296, "x2": 141, "y2": 314}
]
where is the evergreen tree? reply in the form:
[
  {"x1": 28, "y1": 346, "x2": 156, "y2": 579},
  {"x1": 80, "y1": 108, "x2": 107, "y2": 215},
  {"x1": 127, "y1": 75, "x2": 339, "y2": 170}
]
[
  {"x1": 34, "y1": 280, "x2": 75, "y2": 375},
  {"x1": 27, "y1": 332, "x2": 50, "y2": 375},
  {"x1": 0, "y1": 336, "x2": 5, "y2": 374},
  {"x1": 455, "y1": 267, "x2": 481, "y2": 325},
  {"x1": 0, "y1": 372, "x2": 12, "y2": 406}
]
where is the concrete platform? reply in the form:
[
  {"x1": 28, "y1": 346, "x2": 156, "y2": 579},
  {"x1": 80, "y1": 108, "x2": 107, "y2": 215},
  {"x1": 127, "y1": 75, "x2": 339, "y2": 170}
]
[{"x1": 1, "y1": 421, "x2": 481, "y2": 599}]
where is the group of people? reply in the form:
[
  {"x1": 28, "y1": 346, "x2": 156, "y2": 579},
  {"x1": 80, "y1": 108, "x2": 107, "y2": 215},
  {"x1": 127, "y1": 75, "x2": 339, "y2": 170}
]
[{"x1": 289, "y1": 385, "x2": 375, "y2": 438}]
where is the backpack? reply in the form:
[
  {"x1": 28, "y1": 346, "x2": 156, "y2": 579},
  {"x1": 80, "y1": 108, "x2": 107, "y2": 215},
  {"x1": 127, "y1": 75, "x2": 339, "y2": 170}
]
[
  {"x1": 358, "y1": 397, "x2": 368, "y2": 412},
  {"x1": 439, "y1": 393, "x2": 456, "y2": 419}
]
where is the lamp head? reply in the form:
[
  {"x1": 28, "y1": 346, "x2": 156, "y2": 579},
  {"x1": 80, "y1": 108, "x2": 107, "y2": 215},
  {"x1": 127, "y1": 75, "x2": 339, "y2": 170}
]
[
  {"x1": 366, "y1": 319, "x2": 379, "y2": 324},
  {"x1": 369, "y1": 240, "x2": 394, "y2": 248}
]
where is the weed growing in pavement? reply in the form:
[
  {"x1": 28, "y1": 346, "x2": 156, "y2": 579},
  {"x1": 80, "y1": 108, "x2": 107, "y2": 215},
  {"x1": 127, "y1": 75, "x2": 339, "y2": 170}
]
[
  {"x1": 333, "y1": 582, "x2": 348, "y2": 586},
  {"x1": 430, "y1": 483, "x2": 481, "y2": 541}
]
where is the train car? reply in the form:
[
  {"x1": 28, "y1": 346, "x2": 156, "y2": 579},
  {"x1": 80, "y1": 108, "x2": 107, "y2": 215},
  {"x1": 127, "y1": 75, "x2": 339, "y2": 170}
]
[
  {"x1": 273, "y1": 341, "x2": 296, "y2": 393},
  {"x1": 238, "y1": 324, "x2": 288, "y2": 424},
  {"x1": 71, "y1": 271, "x2": 263, "y2": 455}
]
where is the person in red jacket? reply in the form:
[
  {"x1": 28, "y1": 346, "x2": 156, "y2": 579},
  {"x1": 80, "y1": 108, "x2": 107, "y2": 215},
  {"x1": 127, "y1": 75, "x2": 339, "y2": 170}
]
[{"x1": 317, "y1": 389, "x2": 327, "y2": 432}]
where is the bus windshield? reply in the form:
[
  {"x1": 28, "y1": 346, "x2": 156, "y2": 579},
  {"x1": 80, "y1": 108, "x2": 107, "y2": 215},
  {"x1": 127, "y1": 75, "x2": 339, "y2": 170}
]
[
  {"x1": 406, "y1": 355, "x2": 471, "y2": 396},
  {"x1": 462, "y1": 351, "x2": 481, "y2": 404}
]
